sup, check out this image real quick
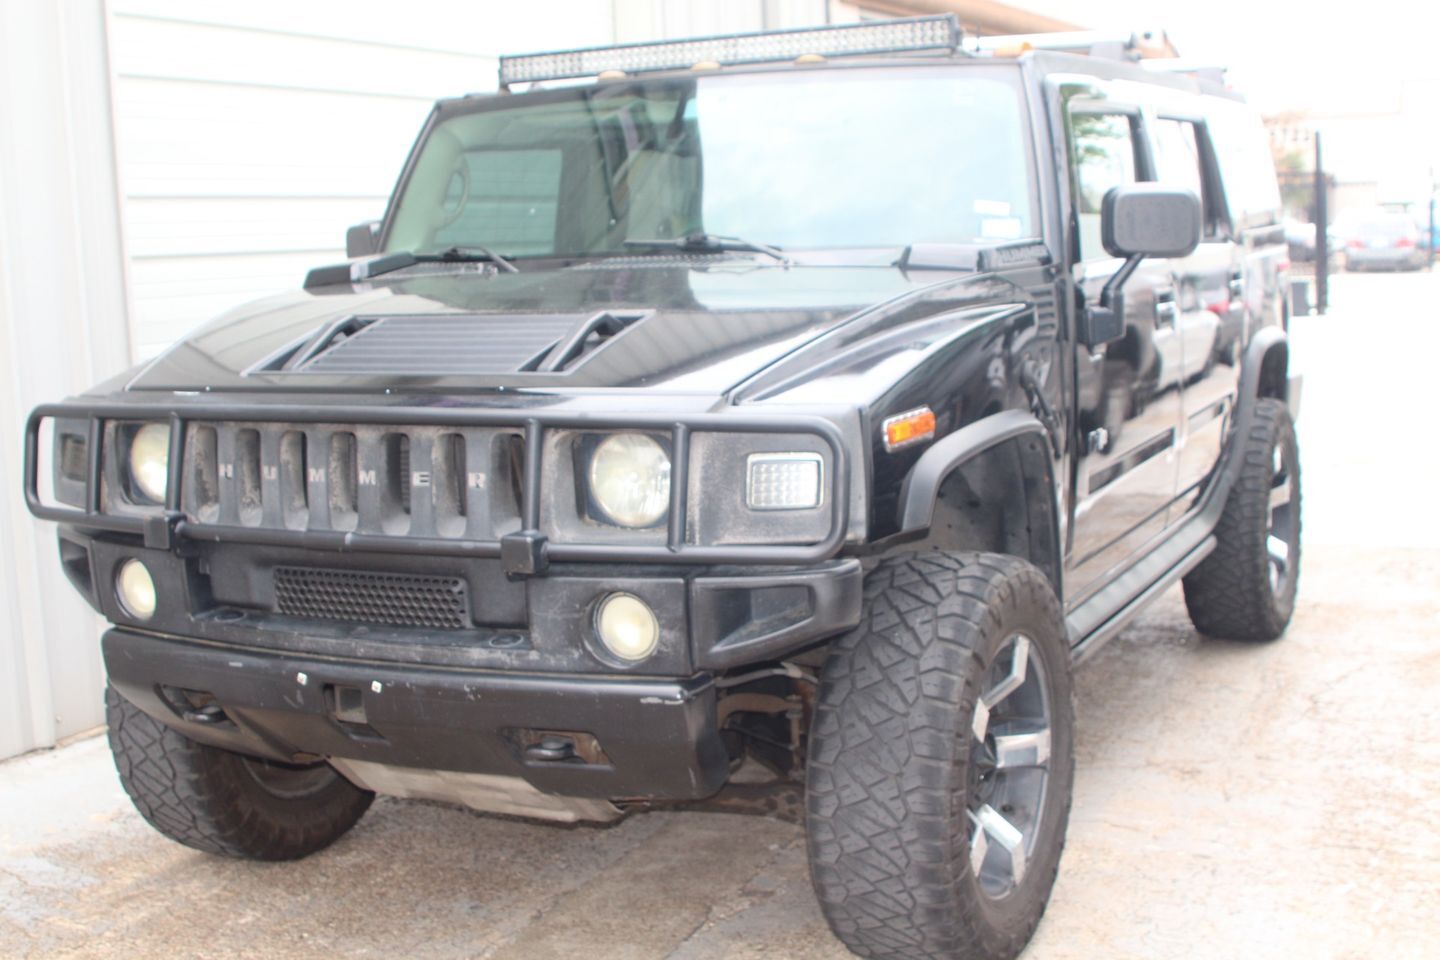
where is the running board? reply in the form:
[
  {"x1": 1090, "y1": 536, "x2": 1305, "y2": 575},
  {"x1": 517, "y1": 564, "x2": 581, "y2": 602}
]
[{"x1": 1067, "y1": 533, "x2": 1216, "y2": 665}]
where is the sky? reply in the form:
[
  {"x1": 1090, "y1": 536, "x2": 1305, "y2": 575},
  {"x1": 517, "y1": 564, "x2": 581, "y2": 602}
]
[{"x1": 1021, "y1": 1, "x2": 1440, "y2": 196}]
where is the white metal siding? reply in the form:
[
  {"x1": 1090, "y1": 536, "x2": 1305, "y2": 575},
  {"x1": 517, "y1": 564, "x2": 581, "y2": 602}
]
[{"x1": 1, "y1": 0, "x2": 132, "y2": 758}]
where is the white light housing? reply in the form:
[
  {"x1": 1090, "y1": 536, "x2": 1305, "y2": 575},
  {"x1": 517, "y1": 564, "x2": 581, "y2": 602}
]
[
  {"x1": 747, "y1": 453, "x2": 823, "y2": 511},
  {"x1": 588, "y1": 433, "x2": 671, "y2": 528},
  {"x1": 127, "y1": 422, "x2": 171, "y2": 503},
  {"x1": 594, "y1": 593, "x2": 660, "y2": 662},
  {"x1": 116, "y1": 558, "x2": 157, "y2": 620},
  {"x1": 499, "y1": 15, "x2": 962, "y2": 85}
]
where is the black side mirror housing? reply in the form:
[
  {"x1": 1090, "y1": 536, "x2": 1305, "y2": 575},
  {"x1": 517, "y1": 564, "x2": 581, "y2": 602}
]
[
  {"x1": 1080, "y1": 184, "x2": 1202, "y2": 350},
  {"x1": 1101, "y1": 184, "x2": 1202, "y2": 259},
  {"x1": 346, "y1": 221, "x2": 381, "y2": 258}
]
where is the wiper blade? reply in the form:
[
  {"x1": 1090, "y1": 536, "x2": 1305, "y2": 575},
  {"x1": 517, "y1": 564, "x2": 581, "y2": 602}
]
[
  {"x1": 624, "y1": 233, "x2": 788, "y2": 263},
  {"x1": 413, "y1": 245, "x2": 519, "y2": 273}
]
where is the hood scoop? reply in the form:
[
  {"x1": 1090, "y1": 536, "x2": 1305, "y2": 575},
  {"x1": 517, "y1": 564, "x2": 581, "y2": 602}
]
[{"x1": 264, "y1": 311, "x2": 648, "y2": 377}]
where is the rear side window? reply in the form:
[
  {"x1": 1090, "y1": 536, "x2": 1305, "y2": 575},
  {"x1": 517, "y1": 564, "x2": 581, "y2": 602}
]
[
  {"x1": 1067, "y1": 109, "x2": 1139, "y2": 261},
  {"x1": 1205, "y1": 103, "x2": 1280, "y2": 231},
  {"x1": 1150, "y1": 118, "x2": 1221, "y2": 239}
]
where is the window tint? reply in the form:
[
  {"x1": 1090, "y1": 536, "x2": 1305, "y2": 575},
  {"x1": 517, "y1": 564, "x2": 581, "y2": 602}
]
[
  {"x1": 385, "y1": 69, "x2": 1037, "y2": 258},
  {"x1": 1068, "y1": 109, "x2": 1138, "y2": 261},
  {"x1": 431, "y1": 150, "x2": 563, "y2": 255},
  {"x1": 1151, "y1": 118, "x2": 1221, "y2": 240}
]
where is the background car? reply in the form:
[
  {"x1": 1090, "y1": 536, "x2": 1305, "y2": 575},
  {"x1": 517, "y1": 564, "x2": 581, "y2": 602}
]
[{"x1": 1343, "y1": 210, "x2": 1427, "y2": 271}]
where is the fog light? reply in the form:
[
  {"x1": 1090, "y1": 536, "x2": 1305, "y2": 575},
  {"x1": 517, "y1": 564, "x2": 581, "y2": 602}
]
[
  {"x1": 746, "y1": 452, "x2": 823, "y2": 510},
  {"x1": 594, "y1": 593, "x2": 659, "y2": 662},
  {"x1": 116, "y1": 559, "x2": 157, "y2": 620}
]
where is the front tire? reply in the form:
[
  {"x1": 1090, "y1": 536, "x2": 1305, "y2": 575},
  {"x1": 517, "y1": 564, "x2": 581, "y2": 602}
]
[
  {"x1": 807, "y1": 553, "x2": 1075, "y2": 960},
  {"x1": 1182, "y1": 397, "x2": 1302, "y2": 641},
  {"x1": 106, "y1": 685, "x2": 373, "y2": 860}
]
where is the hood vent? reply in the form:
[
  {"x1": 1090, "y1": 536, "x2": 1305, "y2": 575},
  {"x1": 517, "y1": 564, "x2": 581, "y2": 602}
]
[{"x1": 261, "y1": 311, "x2": 647, "y2": 377}]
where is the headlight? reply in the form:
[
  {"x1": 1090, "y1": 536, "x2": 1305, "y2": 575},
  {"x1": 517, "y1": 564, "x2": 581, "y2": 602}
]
[
  {"x1": 587, "y1": 433, "x2": 670, "y2": 528},
  {"x1": 127, "y1": 423, "x2": 170, "y2": 504}
]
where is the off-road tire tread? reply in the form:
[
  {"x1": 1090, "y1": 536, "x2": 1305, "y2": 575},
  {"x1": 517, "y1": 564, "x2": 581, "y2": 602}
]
[
  {"x1": 807, "y1": 552, "x2": 1073, "y2": 960},
  {"x1": 1182, "y1": 398, "x2": 1300, "y2": 641},
  {"x1": 106, "y1": 685, "x2": 372, "y2": 860}
]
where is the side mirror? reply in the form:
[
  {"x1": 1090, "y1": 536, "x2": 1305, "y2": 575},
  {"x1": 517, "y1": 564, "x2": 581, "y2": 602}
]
[
  {"x1": 346, "y1": 220, "x2": 381, "y2": 258},
  {"x1": 1101, "y1": 183, "x2": 1201, "y2": 259},
  {"x1": 1080, "y1": 185, "x2": 1202, "y2": 349}
]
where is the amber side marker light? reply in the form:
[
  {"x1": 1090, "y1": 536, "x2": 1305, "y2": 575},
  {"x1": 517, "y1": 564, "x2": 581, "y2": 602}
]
[{"x1": 883, "y1": 407, "x2": 937, "y2": 452}]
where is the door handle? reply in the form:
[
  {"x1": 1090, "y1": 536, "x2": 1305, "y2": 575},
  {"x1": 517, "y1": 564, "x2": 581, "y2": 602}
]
[
  {"x1": 1154, "y1": 289, "x2": 1178, "y2": 325},
  {"x1": 1228, "y1": 273, "x2": 1244, "y2": 300}
]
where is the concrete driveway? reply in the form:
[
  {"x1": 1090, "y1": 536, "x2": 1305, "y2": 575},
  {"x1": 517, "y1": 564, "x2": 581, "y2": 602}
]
[{"x1": 3, "y1": 271, "x2": 1437, "y2": 959}]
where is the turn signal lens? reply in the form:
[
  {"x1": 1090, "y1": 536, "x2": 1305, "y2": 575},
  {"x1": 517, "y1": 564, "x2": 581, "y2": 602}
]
[
  {"x1": 883, "y1": 407, "x2": 937, "y2": 452},
  {"x1": 594, "y1": 593, "x2": 660, "y2": 662},
  {"x1": 116, "y1": 559, "x2": 157, "y2": 620},
  {"x1": 746, "y1": 453, "x2": 823, "y2": 510}
]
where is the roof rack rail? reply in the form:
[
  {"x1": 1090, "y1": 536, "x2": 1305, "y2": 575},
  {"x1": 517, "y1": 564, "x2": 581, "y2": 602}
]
[
  {"x1": 967, "y1": 29, "x2": 1177, "y2": 62},
  {"x1": 498, "y1": 14, "x2": 963, "y2": 88},
  {"x1": 1140, "y1": 58, "x2": 1228, "y2": 87}
]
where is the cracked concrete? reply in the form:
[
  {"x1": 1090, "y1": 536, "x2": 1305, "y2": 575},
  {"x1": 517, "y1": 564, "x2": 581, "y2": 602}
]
[{"x1": 2, "y1": 272, "x2": 1437, "y2": 958}]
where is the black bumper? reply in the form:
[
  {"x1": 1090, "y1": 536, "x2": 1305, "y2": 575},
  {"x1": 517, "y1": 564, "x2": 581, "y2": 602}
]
[{"x1": 105, "y1": 629, "x2": 731, "y2": 802}]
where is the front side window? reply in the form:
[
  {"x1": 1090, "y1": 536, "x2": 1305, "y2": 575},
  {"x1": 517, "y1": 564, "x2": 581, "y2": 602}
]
[
  {"x1": 1066, "y1": 106, "x2": 1139, "y2": 262},
  {"x1": 384, "y1": 67, "x2": 1037, "y2": 259}
]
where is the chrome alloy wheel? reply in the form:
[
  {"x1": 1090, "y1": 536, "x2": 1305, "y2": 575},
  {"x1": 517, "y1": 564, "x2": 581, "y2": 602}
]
[
  {"x1": 1267, "y1": 439, "x2": 1300, "y2": 595},
  {"x1": 966, "y1": 633, "x2": 1052, "y2": 899}
]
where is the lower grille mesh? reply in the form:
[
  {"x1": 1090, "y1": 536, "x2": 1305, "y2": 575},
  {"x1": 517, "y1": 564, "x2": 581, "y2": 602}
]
[{"x1": 274, "y1": 567, "x2": 470, "y2": 630}]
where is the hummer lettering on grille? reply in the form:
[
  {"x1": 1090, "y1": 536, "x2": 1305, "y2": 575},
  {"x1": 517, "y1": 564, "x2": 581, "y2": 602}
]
[
  {"x1": 308, "y1": 467, "x2": 324, "y2": 484},
  {"x1": 412, "y1": 471, "x2": 431, "y2": 487},
  {"x1": 218, "y1": 463, "x2": 233, "y2": 479},
  {"x1": 468, "y1": 472, "x2": 487, "y2": 490},
  {"x1": 357, "y1": 469, "x2": 377, "y2": 486}
]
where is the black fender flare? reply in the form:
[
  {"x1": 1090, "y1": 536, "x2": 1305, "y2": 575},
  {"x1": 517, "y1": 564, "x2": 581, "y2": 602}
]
[
  {"x1": 893, "y1": 408, "x2": 1063, "y2": 596},
  {"x1": 1218, "y1": 326, "x2": 1290, "y2": 494}
]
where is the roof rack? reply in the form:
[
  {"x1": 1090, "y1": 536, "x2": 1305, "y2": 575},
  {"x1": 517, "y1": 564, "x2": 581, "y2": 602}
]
[
  {"x1": 1139, "y1": 59, "x2": 1228, "y2": 87},
  {"x1": 498, "y1": 14, "x2": 963, "y2": 88},
  {"x1": 967, "y1": 29, "x2": 1177, "y2": 62}
]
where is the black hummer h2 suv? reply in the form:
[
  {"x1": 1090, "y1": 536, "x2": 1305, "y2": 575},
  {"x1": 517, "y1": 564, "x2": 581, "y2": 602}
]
[{"x1": 24, "y1": 17, "x2": 1302, "y2": 960}]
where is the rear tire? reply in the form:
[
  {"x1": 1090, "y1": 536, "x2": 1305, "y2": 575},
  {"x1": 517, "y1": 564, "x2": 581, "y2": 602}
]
[
  {"x1": 106, "y1": 685, "x2": 373, "y2": 860},
  {"x1": 807, "y1": 552, "x2": 1074, "y2": 960},
  {"x1": 1182, "y1": 398, "x2": 1301, "y2": 641}
]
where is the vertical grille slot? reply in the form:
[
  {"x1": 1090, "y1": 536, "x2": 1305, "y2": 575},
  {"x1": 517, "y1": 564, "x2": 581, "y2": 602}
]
[
  {"x1": 279, "y1": 431, "x2": 308, "y2": 530},
  {"x1": 432, "y1": 433, "x2": 466, "y2": 538},
  {"x1": 329, "y1": 432, "x2": 358, "y2": 532},
  {"x1": 379, "y1": 433, "x2": 411, "y2": 536},
  {"x1": 236, "y1": 428, "x2": 262, "y2": 526},
  {"x1": 188, "y1": 426, "x2": 220, "y2": 523}
]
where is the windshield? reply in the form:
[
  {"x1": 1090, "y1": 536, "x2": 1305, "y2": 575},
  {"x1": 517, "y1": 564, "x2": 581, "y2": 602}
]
[{"x1": 383, "y1": 67, "x2": 1036, "y2": 260}]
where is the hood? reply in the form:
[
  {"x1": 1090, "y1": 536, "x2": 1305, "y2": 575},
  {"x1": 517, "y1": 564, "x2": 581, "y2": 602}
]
[{"x1": 123, "y1": 260, "x2": 992, "y2": 398}]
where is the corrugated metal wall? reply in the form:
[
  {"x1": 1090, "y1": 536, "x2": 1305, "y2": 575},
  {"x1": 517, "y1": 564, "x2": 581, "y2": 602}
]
[{"x1": 1, "y1": 0, "x2": 132, "y2": 759}]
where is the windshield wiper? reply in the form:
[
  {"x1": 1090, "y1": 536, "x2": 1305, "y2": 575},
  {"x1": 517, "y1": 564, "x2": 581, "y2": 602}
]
[
  {"x1": 624, "y1": 233, "x2": 788, "y2": 263},
  {"x1": 413, "y1": 245, "x2": 519, "y2": 273}
]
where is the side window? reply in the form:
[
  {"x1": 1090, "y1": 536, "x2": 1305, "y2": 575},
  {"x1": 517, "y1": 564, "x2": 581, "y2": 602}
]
[
  {"x1": 1151, "y1": 118, "x2": 1219, "y2": 239},
  {"x1": 1067, "y1": 109, "x2": 1139, "y2": 262}
]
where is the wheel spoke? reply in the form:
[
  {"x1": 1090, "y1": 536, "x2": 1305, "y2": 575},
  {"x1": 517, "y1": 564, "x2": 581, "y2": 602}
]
[
  {"x1": 971, "y1": 700, "x2": 991, "y2": 741},
  {"x1": 1267, "y1": 534, "x2": 1289, "y2": 568},
  {"x1": 968, "y1": 810, "x2": 989, "y2": 877},
  {"x1": 981, "y1": 636, "x2": 1030, "y2": 710},
  {"x1": 974, "y1": 804, "x2": 1026, "y2": 885},
  {"x1": 1269, "y1": 482, "x2": 1291, "y2": 511},
  {"x1": 991, "y1": 721, "x2": 1051, "y2": 770}
]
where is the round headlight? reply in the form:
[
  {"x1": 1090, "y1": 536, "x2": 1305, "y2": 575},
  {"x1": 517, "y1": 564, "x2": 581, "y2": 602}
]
[
  {"x1": 128, "y1": 423, "x2": 170, "y2": 503},
  {"x1": 116, "y1": 559, "x2": 157, "y2": 620},
  {"x1": 588, "y1": 433, "x2": 670, "y2": 528},
  {"x1": 594, "y1": 593, "x2": 659, "y2": 662}
]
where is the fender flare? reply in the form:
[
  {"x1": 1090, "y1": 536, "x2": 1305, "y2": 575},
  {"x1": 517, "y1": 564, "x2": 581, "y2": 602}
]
[{"x1": 894, "y1": 408, "x2": 1063, "y2": 594}]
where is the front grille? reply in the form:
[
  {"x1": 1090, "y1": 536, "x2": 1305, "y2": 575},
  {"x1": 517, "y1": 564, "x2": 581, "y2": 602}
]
[{"x1": 274, "y1": 567, "x2": 470, "y2": 630}]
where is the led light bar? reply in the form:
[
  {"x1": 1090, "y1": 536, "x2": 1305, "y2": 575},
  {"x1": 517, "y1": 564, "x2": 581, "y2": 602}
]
[
  {"x1": 747, "y1": 452, "x2": 824, "y2": 511},
  {"x1": 499, "y1": 15, "x2": 962, "y2": 86}
]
